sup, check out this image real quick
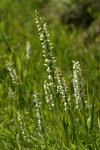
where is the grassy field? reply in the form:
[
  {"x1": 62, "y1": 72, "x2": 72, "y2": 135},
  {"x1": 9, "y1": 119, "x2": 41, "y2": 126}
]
[{"x1": 0, "y1": 1, "x2": 100, "y2": 149}]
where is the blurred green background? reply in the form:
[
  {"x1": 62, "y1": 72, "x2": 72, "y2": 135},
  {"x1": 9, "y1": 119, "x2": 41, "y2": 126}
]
[{"x1": 0, "y1": 0, "x2": 100, "y2": 109}]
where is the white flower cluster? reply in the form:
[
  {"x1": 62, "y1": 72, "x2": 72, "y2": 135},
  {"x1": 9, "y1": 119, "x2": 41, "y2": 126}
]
[
  {"x1": 55, "y1": 68, "x2": 70, "y2": 111},
  {"x1": 26, "y1": 41, "x2": 31, "y2": 60},
  {"x1": 35, "y1": 11, "x2": 71, "y2": 113},
  {"x1": 35, "y1": 10, "x2": 56, "y2": 85},
  {"x1": 33, "y1": 91, "x2": 43, "y2": 136},
  {"x1": 6, "y1": 61, "x2": 19, "y2": 85},
  {"x1": 44, "y1": 80, "x2": 55, "y2": 109},
  {"x1": 73, "y1": 60, "x2": 86, "y2": 109},
  {"x1": 8, "y1": 87, "x2": 15, "y2": 99},
  {"x1": 17, "y1": 112, "x2": 29, "y2": 141}
]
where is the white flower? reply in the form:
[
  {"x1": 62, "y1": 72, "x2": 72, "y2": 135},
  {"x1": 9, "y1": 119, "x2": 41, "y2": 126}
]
[
  {"x1": 40, "y1": 34, "x2": 44, "y2": 41},
  {"x1": 47, "y1": 67, "x2": 51, "y2": 73},
  {"x1": 48, "y1": 75, "x2": 52, "y2": 80},
  {"x1": 6, "y1": 61, "x2": 19, "y2": 85}
]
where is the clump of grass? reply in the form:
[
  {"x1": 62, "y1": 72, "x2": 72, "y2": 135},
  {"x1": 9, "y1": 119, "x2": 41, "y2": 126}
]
[{"x1": 34, "y1": 10, "x2": 100, "y2": 149}]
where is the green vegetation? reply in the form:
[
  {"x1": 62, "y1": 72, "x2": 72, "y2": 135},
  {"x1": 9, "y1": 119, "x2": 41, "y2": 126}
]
[{"x1": 0, "y1": 0, "x2": 100, "y2": 149}]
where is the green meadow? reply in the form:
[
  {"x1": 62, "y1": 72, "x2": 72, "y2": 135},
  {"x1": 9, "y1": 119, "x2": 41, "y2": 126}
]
[{"x1": 0, "y1": 0, "x2": 100, "y2": 149}]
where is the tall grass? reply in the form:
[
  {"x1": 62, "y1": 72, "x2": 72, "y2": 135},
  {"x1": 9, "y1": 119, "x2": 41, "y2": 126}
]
[{"x1": 0, "y1": 11, "x2": 100, "y2": 150}]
